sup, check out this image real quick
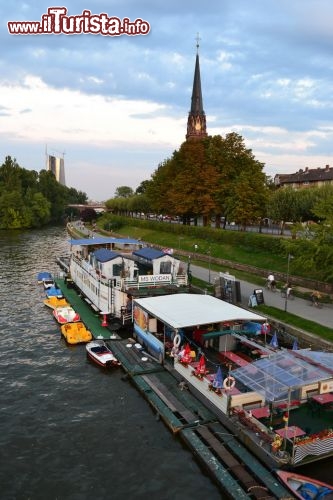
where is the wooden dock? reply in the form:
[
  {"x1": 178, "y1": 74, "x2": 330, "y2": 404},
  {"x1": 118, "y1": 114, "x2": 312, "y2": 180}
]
[{"x1": 54, "y1": 276, "x2": 292, "y2": 499}]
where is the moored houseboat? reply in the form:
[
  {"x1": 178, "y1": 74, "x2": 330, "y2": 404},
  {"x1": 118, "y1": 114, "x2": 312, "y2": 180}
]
[
  {"x1": 65, "y1": 236, "x2": 189, "y2": 323},
  {"x1": 131, "y1": 293, "x2": 333, "y2": 469}
]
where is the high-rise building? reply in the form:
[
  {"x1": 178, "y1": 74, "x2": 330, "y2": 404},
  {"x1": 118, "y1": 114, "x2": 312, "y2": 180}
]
[
  {"x1": 46, "y1": 152, "x2": 66, "y2": 186},
  {"x1": 186, "y1": 36, "x2": 208, "y2": 141}
]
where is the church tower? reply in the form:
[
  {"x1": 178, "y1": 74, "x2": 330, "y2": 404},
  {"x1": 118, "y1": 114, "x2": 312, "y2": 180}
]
[{"x1": 186, "y1": 35, "x2": 207, "y2": 140}]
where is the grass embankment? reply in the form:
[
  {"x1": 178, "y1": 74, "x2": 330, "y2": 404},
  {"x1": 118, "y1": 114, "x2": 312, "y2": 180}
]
[
  {"x1": 112, "y1": 223, "x2": 287, "y2": 271},
  {"x1": 95, "y1": 219, "x2": 333, "y2": 342}
]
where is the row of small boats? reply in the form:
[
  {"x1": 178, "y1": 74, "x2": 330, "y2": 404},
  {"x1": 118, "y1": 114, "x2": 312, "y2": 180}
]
[{"x1": 37, "y1": 272, "x2": 121, "y2": 368}]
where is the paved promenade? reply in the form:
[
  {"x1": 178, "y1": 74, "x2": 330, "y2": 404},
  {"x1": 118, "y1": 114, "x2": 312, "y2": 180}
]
[{"x1": 190, "y1": 264, "x2": 333, "y2": 331}]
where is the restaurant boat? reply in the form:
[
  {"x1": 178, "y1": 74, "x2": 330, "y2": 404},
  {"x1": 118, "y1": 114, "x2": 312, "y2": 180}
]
[
  {"x1": 64, "y1": 236, "x2": 189, "y2": 324},
  {"x1": 131, "y1": 293, "x2": 333, "y2": 469}
]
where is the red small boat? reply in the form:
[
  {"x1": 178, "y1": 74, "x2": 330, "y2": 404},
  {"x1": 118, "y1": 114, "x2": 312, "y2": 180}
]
[
  {"x1": 276, "y1": 470, "x2": 333, "y2": 499},
  {"x1": 53, "y1": 306, "x2": 80, "y2": 324},
  {"x1": 86, "y1": 341, "x2": 121, "y2": 368}
]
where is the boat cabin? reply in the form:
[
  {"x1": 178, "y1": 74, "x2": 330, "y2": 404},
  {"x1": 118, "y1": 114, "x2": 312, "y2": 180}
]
[
  {"x1": 68, "y1": 237, "x2": 188, "y2": 320},
  {"x1": 132, "y1": 293, "x2": 267, "y2": 363}
]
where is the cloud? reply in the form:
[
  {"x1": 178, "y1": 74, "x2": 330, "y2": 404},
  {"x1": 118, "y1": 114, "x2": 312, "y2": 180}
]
[{"x1": 0, "y1": 75, "x2": 185, "y2": 146}]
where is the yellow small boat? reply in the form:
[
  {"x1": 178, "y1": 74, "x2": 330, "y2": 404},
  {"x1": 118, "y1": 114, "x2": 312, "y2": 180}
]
[
  {"x1": 60, "y1": 322, "x2": 93, "y2": 345},
  {"x1": 44, "y1": 296, "x2": 68, "y2": 310}
]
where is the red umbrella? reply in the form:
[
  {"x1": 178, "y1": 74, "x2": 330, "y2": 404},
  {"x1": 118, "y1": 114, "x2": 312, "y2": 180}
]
[
  {"x1": 198, "y1": 354, "x2": 206, "y2": 373},
  {"x1": 184, "y1": 343, "x2": 191, "y2": 355}
]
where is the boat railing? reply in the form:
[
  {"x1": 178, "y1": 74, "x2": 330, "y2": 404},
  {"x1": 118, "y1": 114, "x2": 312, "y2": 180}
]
[
  {"x1": 71, "y1": 255, "x2": 188, "y2": 288},
  {"x1": 121, "y1": 275, "x2": 188, "y2": 289}
]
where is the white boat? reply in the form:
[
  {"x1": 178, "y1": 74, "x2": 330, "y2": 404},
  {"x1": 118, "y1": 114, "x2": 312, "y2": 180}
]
[
  {"x1": 43, "y1": 278, "x2": 56, "y2": 290},
  {"x1": 86, "y1": 340, "x2": 121, "y2": 368},
  {"x1": 276, "y1": 470, "x2": 333, "y2": 499},
  {"x1": 66, "y1": 236, "x2": 188, "y2": 323},
  {"x1": 53, "y1": 306, "x2": 80, "y2": 324},
  {"x1": 37, "y1": 271, "x2": 58, "y2": 290}
]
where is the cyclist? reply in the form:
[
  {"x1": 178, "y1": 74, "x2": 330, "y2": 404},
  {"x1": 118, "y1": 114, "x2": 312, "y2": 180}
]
[
  {"x1": 282, "y1": 282, "x2": 292, "y2": 298},
  {"x1": 266, "y1": 273, "x2": 276, "y2": 291},
  {"x1": 310, "y1": 290, "x2": 321, "y2": 307}
]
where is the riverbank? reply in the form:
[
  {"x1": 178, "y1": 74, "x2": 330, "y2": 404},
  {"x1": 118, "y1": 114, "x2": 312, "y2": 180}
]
[{"x1": 71, "y1": 221, "x2": 332, "y2": 344}]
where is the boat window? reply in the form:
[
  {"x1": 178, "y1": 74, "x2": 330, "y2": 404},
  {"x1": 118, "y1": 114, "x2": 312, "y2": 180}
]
[
  {"x1": 160, "y1": 261, "x2": 171, "y2": 274},
  {"x1": 113, "y1": 264, "x2": 122, "y2": 276}
]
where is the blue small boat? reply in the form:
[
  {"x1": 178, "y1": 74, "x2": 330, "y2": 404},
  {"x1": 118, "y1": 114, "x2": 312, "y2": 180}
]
[
  {"x1": 46, "y1": 286, "x2": 63, "y2": 299},
  {"x1": 37, "y1": 271, "x2": 53, "y2": 284}
]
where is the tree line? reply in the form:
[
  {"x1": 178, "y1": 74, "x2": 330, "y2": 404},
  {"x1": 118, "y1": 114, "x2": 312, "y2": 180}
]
[
  {"x1": 104, "y1": 132, "x2": 333, "y2": 282},
  {"x1": 106, "y1": 133, "x2": 333, "y2": 228},
  {"x1": 0, "y1": 156, "x2": 88, "y2": 229}
]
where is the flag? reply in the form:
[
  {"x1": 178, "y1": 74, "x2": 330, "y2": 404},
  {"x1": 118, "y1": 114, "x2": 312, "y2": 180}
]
[
  {"x1": 213, "y1": 367, "x2": 223, "y2": 389},
  {"x1": 270, "y1": 332, "x2": 279, "y2": 348},
  {"x1": 292, "y1": 339, "x2": 298, "y2": 350}
]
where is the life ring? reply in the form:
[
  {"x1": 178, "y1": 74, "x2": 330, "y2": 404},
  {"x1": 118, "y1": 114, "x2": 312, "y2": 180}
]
[
  {"x1": 223, "y1": 376, "x2": 235, "y2": 390},
  {"x1": 322, "y1": 384, "x2": 328, "y2": 392},
  {"x1": 173, "y1": 333, "x2": 181, "y2": 348}
]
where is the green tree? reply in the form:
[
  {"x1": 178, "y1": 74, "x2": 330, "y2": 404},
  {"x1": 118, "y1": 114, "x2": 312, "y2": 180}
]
[
  {"x1": 0, "y1": 191, "x2": 29, "y2": 228},
  {"x1": 38, "y1": 169, "x2": 68, "y2": 222},
  {"x1": 145, "y1": 158, "x2": 178, "y2": 216},
  {"x1": 0, "y1": 156, "x2": 23, "y2": 193},
  {"x1": 66, "y1": 187, "x2": 88, "y2": 205},
  {"x1": 135, "y1": 180, "x2": 151, "y2": 195},
  {"x1": 144, "y1": 133, "x2": 267, "y2": 227},
  {"x1": 268, "y1": 188, "x2": 299, "y2": 233},
  {"x1": 281, "y1": 186, "x2": 333, "y2": 281},
  {"x1": 0, "y1": 156, "x2": 88, "y2": 229},
  {"x1": 26, "y1": 190, "x2": 51, "y2": 227},
  {"x1": 211, "y1": 133, "x2": 267, "y2": 227},
  {"x1": 114, "y1": 186, "x2": 134, "y2": 198}
]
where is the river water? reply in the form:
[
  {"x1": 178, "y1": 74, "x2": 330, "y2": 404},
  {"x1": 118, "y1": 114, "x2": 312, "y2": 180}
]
[
  {"x1": 1, "y1": 226, "x2": 332, "y2": 500},
  {"x1": 0, "y1": 227, "x2": 222, "y2": 500}
]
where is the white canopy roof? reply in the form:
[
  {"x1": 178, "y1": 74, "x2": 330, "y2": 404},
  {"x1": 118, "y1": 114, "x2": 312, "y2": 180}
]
[{"x1": 133, "y1": 293, "x2": 266, "y2": 329}]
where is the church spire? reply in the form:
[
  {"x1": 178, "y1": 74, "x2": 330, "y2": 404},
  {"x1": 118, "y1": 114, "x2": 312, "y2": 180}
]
[{"x1": 186, "y1": 34, "x2": 207, "y2": 140}]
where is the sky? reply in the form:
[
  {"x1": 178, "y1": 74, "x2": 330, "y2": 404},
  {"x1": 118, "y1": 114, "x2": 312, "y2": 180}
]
[{"x1": 1, "y1": 0, "x2": 333, "y2": 201}]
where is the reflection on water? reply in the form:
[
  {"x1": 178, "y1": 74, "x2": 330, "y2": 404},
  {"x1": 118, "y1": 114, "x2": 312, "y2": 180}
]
[{"x1": 0, "y1": 227, "x2": 222, "y2": 500}]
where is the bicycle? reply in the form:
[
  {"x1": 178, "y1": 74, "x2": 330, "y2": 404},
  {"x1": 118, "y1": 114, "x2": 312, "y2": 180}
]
[
  {"x1": 265, "y1": 280, "x2": 277, "y2": 292},
  {"x1": 281, "y1": 288, "x2": 294, "y2": 300},
  {"x1": 309, "y1": 298, "x2": 323, "y2": 309},
  {"x1": 308, "y1": 291, "x2": 323, "y2": 308}
]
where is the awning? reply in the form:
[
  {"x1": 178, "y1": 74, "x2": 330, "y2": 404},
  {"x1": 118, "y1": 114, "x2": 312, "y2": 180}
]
[{"x1": 133, "y1": 294, "x2": 266, "y2": 330}]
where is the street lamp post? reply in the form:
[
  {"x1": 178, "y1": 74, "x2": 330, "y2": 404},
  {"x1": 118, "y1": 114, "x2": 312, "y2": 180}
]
[
  {"x1": 284, "y1": 253, "x2": 293, "y2": 312},
  {"x1": 208, "y1": 247, "x2": 211, "y2": 284},
  {"x1": 187, "y1": 256, "x2": 192, "y2": 287}
]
